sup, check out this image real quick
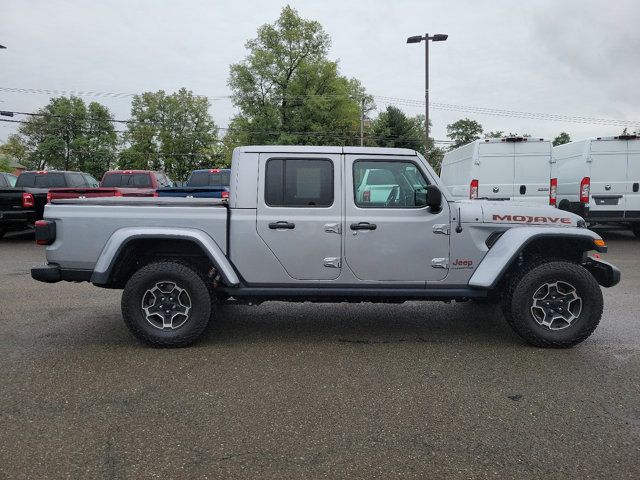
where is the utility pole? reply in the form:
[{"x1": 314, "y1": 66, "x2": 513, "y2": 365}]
[{"x1": 360, "y1": 97, "x2": 365, "y2": 147}]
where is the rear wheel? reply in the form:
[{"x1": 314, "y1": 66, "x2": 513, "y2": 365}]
[
  {"x1": 121, "y1": 261, "x2": 214, "y2": 347},
  {"x1": 502, "y1": 261, "x2": 603, "y2": 348}
]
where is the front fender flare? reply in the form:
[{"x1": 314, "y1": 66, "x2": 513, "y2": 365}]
[
  {"x1": 90, "y1": 227, "x2": 240, "y2": 287},
  {"x1": 468, "y1": 227, "x2": 604, "y2": 289}
]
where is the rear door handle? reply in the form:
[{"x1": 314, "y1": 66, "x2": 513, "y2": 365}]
[
  {"x1": 269, "y1": 221, "x2": 295, "y2": 230},
  {"x1": 350, "y1": 222, "x2": 377, "y2": 231}
]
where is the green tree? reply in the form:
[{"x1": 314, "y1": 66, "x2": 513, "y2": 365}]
[
  {"x1": 0, "y1": 154, "x2": 12, "y2": 173},
  {"x1": 0, "y1": 134, "x2": 29, "y2": 167},
  {"x1": 484, "y1": 131, "x2": 504, "y2": 138},
  {"x1": 446, "y1": 118, "x2": 483, "y2": 149},
  {"x1": 552, "y1": 132, "x2": 571, "y2": 146},
  {"x1": 226, "y1": 5, "x2": 372, "y2": 154},
  {"x1": 10, "y1": 97, "x2": 117, "y2": 176},
  {"x1": 119, "y1": 88, "x2": 218, "y2": 180}
]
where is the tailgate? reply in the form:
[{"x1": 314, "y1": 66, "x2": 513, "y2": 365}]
[
  {"x1": 48, "y1": 188, "x2": 121, "y2": 200},
  {"x1": 0, "y1": 189, "x2": 24, "y2": 209},
  {"x1": 157, "y1": 187, "x2": 226, "y2": 198}
]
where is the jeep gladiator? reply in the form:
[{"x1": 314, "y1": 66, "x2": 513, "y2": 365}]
[{"x1": 31, "y1": 146, "x2": 620, "y2": 348}]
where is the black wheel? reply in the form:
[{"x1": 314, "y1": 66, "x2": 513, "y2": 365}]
[
  {"x1": 0, "y1": 227, "x2": 6, "y2": 239},
  {"x1": 631, "y1": 224, "x2": 640, "y2": 239},
  {"x1": 121, "y1": 261, "x2": 214, "y2": 347},
  {"x1": 502, "y1": 261, "x2": 603, "y2": 348}
]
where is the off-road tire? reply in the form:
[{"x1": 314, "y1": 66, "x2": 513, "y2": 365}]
[
  {"x1": 121, "y1": 261, "x2": 215, "y2": 347},
  {"x1": 502, "y1": 261, "x2": 603, "y2": 348}
]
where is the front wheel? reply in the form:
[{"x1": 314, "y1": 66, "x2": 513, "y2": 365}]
[
  {"x1": 502, "y1": 261, "x2": 603, "y2": 348},
  {"x1": 121, "y1": 261, "x2": 214, "y2": 347}
]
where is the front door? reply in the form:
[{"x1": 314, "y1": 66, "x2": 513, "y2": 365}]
[
  {"x1": 344, "y1": 155, "x2": 450, "y2": 283},
  {"x1": 256, "y1": 153, "x2": 342, "y2": 280}
]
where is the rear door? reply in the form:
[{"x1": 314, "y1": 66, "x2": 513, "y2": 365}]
[
  {"x1": 590, "y1": 140, "x2": 626, "y2": 215},
  {"x1": 256, "y1": 153, "x2": 342, "y2": 280},
  {"x1": 626, "y1": 139, "x2": 640, "y2": 218},
  {"x1": 476, "y1": 142, "x2": 514, "y2": 200},
  {"x1": 513, "y1": 141, "x2": 552, "y2": 204}
]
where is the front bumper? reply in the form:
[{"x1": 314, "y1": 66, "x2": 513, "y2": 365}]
[{"x1": 584, "y1": 257, "x2": 621, "y2": 288}]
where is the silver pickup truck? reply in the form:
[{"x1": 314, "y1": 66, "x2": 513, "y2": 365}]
[{"x1": 31, "y1": 146, "x2": 620, "y2": 348}]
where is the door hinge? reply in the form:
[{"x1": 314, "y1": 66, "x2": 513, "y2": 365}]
[
  {"x1": 324, "y1": 257, "x2": 341, "y2": 268},
  {"x1": 431, "y1": 257, "x2": 449, "y2": 269},
  {"x1": 324, "y1": 223, "x2": 341, "y2": 234},
  {"x1": 433, "y1": 224, "x2": 450, "y2": 235}
]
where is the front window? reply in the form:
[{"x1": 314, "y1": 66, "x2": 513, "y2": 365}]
[{"x1": 353, "y1": 160, "x2": 429, "y2": 208}]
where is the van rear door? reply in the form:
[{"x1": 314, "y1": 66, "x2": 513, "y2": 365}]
[
  {"x1": 513, "y1": 140, "x2": 552, "y2": 204},
  {"x1": 590, "y1": 139, "x2": 627, "y2": 217},
  {"x1": 626, "y1": 138, "x2": 640, "y2": 219},
  {"x1": 476, "y1": 141, "x2": 514, "y2": 200}
]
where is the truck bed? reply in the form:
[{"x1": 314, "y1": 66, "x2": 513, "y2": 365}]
[{"x1": 45, "y1": 197, "x2": 228, "y2": 270}]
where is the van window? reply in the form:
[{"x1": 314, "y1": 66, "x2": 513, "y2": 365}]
[
  {"x1": 353, "y1": 161, "x2": 429, "y2": 208},
  {"x1": 265, "y1": 159, "x2": 333, "y2": 207}
]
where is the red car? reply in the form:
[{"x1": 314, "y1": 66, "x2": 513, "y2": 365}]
[{"x1": 47, "y1": 170, "x2": 175, "y2": 202}]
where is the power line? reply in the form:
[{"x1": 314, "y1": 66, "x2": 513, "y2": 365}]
[
  {"x1": 3, "y1": 85, "x2": 639, "y2": 128},
  {"x1": 1, "y1": 111, "x2": 454, "y2": 145}
]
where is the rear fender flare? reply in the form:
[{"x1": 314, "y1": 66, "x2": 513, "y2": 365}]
[
  {"x1": 468, "y1": 227, "x2": 603, "y2": 289},
  {"x1": 90, "y1": 227, "x2": 240, "y2": 287}
]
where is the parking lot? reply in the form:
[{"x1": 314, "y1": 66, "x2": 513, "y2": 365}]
[{"x1": 0, "y1": 231, "x2": 639, "y2": 479}]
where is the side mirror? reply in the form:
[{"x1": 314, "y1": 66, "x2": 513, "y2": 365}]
[{"x1": 426, "y1": 185, "x2": 442, "y2": 212}]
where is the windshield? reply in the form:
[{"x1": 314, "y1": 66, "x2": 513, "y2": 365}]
[
  {"x1": 101, "y1": 173, "x2": 152, "y2": 188},
  {"x1": 187, "y1": 170, "x2": 231, "y2": 187},
  {"x1": 16, "y1": 172, "x2": 66, "y2": 188}
]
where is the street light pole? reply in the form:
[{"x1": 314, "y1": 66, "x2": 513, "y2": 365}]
[
  {"x1": 407, "y1": 33, "x2": 447, "y2": 162},
  {"x1": 424, "y1": 33, "x2": 429, "y2": 159}
]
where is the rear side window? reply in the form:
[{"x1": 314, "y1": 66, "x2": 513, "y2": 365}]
[
  {"x1": 188, "y1": 171, "x2": 231, "y2": 187},
  {"x1": 83, "y1": 174, "x2": 99, "y2": 187},
  {"x1": 101, "y1": 173, "x2": 152, "y2": 188},
  {"x1": 16, "y1": 172, "x2": 66, "y2": 188},
  {"x1": 68, "y1": 173, "x2": 87, "y2": 187},
  {"x1": 0, "y1": 175, "x2": 6, "y2": 187},
  {"x1": 265, "y1": 159, "x2": 333, "y2": 207}
]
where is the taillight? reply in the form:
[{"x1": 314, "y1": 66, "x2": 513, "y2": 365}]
[
  {"x1": 363, "y1": 190, "x2": 371, "y2": 202},
  {"x1": 35, "y1": 220, "x2": 56, "y2": 245},
  {"x1": 46, "y1": 192, "x2": 52, "y2": 204},
  {"x1": 470, "y1": 179, "x2": 479, "y2": 199},
  {"x1": 580, "y1": 177, "x2": 590, "y2": 204},
  {"x1": 549, "y1": 178, "x2": 558, "y2": 206},
  {"x1": 22, "y1": 192, "x2": 34, "y2": 208},
  {"x1": 114, "y1": 190, "x2": 123, "y2": 197},
  {"x1": 221, "y1": 191, "x2": 229, "y2": 199},
  {"x1": 153, "y1": 191, "x2": 159, "y2": 197}
]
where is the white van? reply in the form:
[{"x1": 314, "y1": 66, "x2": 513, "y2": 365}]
[
  {"x1": 440, "y1": 137, "x2": 553, "y2": 204},
  {"x1": 552, "y1": 135, "x2": 640, "y2": 237}
]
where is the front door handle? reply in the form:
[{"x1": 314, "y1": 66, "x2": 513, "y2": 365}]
[
  {"x1": 350, "y1": 222, "x2": 377, "y2": 231},
  {"x1": 269, "y1": 221, "x2": 295, "y2": 230}
]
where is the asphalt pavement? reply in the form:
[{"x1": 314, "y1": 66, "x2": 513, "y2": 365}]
[{"x1": 1, "y1": 229, "x2": 639, "y2": 479}]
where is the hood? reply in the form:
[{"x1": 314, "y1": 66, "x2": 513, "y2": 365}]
[{"x1": 454, "y1": 200, "x2": 584, "y2": 227}]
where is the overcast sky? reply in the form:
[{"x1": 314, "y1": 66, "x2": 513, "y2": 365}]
[{"x1": 1, "y1": 0, "x2": 639, "y2": 144}]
